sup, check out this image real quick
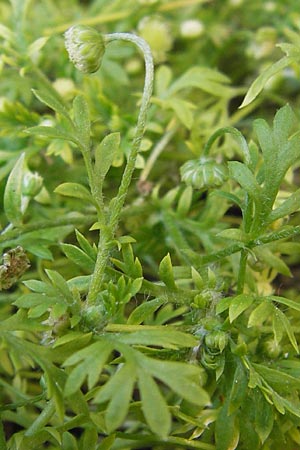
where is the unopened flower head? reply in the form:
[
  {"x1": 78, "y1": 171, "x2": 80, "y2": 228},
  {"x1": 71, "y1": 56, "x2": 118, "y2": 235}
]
[
  {"x1": 64, "y1": 25, "x2": 106, "y2": 73},
  {"x1": 180, "y1": 156, "x2": 228, "y2": 190}
]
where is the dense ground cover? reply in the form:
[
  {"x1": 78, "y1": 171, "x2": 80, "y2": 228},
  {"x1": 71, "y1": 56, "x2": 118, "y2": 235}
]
[{"x1": 1, "y1": 1, "x2": 300, "y2": 449}]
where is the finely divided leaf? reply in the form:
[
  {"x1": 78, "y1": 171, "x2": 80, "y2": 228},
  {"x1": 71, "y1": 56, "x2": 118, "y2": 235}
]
[{"x1": 140, "y1": 356, "x2": 210, "y2": 406}]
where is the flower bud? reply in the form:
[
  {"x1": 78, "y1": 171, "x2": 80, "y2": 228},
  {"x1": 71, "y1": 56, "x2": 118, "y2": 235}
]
[
  {"x1": 64, "y1": 25, "x2": 106, "y2": 73},
  {"x1": 180, "y1": 156, "x2": 228, "y2": 190},
  {"x1": 22, "y1": 171, "x2": 43, "y2": 197},
  {"x1": 205, "y1": 330, "x2": 228, "y2": 354}
]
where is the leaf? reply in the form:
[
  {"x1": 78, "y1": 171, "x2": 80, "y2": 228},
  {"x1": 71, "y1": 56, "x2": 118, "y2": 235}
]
[
  {"x1": 228, "y1": 294, "x2": 254, "y2": 323},
  {"x1": 28, "y1": 37, "x2": 49, "y2": 59},
  {"x1": 253, "y1": 363, "x2": 300, "y2": 393},
  {"x1": 64, "y1": 341, "x2": 113, "y2": 396},
  {"x1": 239, "y1": 56, "x2": 294, "y2": 108},
  {"x1": 45, "y1": 269, "x2": 73, "y2": 303},
  {"x1": 138, "y1": 368, "x2": 171, "y2": 438},
  {"x1": 73, "y1": 95, "x2": 90, "y2": 148},
  {"x1": 118, "y1": 328, "x2": 198, "y2": 348},
  {"x1": 248, "y1": 301, "x2": 273, "y2": 327},
  {"x1": 26, "y1": 125, "x2": 78, "y2": 144},
  {"x1": 254, "y1": 390, "x2": 274, "y2": 444},
  {"x1": 273, "y1": 307, "x2": 298, "y2": 353},
  {"x1": 75, "y1": 229, "x2": 97, "y2": 261},
  {"x1": 166, "y1": 97, "x2": 194, "y2": 129},
  {"x1": 127, "y1": 298, "x2": 165, "y2": 325},
  {"x1": 229, "y1": 363, "x2": 248, "y2": 414},
  {"x1": 268, "y1": 295, "x2": 300, "y2": 313},
  {"x1": 94, "y1": 132, "x2": 120, "y2": 181},
  {"x1": 62, "y1": 431, "x2": 79, "y2": 450},
  {"x1": 158, "y1": 253, "x2": 177, "y2": 290},
  {"x1": 54, "y1": 182, "x2": 96, "y2": 206},
  {"x1": 3, "y1": 152, "x2": 25, "y2": 226},
  {"x1": 177, "y1": 186, "x2": 193, "y2": 217},
  {"x1": 32, "y1": 89, "x2": 72, "y2": 124},
  {"x1": 61, "y1": 243, "x2": 95, "y2": 272},
  {"x1": 228, "y1": 161, "x2": 262, "y2": 203},
  {"x1": 169, "y1": 66, "x2": 233, "y2": 97},
  {"x1": 105, "y1": 364, "x2": 136, "y2": 433},
  {"x1": 155, "y1": 65, "x2": 173, "y2": 96},
  {"x1": 268, "y1": 188, "x2": 300, "y2": 223},
  {"x1": 96, "y1": 434, "x2": 115, "y2": 450},
  {"x1": 140, "y1": 356, "x2": 210, "y2": 406},
  {"x1": 215, "y1": 401, "x2": 239, "y2": 450},
  {"x1": 255, "y1": 247, "x2": 291, "y2": 277}
]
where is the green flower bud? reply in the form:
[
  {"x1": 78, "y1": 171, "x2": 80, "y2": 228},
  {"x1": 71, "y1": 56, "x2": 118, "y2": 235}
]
[
  {"x1": 205, "y1": 330, "x2": 228, "y2": 354},
  {"x1": 22, "y1": 171, "x2": 43, "y2": 197},
  {"x1": 64, "y1": 25, "x2": 106, "y2": 73},
  {"x1": 180, "y1": 156, "x2": 228, "y2": 190},
  {"x1": 264, "y1": 338, "x2": 282, "y2": 359},
  {"x1": 80, "y1": 304, "x2": 107, "y2": 331}
]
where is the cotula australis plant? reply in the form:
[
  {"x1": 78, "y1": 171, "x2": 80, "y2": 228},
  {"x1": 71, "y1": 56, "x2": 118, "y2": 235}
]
[{"x1": 2, "y1": 4, "x2": 300, "y2": 450}]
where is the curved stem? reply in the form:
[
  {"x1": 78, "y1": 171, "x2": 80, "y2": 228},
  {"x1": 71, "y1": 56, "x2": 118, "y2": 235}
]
[
  {"x1": 87, "y1": 33, "x2": 154, "y2": 305},
  {"x1": 203, "y1": 126, "x2": 251, "y2": 165},
  {"x1": 104, "y1": 33, "x2": 154, "y2": 231}
]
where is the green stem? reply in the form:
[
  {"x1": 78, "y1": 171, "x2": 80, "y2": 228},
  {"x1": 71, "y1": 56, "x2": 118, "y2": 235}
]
[
  {"x1": 105, "y1": 33, "x2": 154, "y2": 231},
  {"x1": 24, "y1": 400, "x2": 56, "y2": 436},
  {"x1": 203, "y1": 126, "x2": 250, "y2": 165},
  {"x1": 86, "y1": 33, "x2": 154, "y2": 305},
  {"x1": 236, "y1": 248, "x2": 248, "y2": 294}
]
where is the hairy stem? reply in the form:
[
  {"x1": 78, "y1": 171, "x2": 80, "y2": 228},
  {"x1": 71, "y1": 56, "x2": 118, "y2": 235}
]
[
  {"x1": 87, "y1": 33, "x2": 154, "y2": 305},
  {"x1": 203, "y1": 126, "x2": 250, "y2": 164}
]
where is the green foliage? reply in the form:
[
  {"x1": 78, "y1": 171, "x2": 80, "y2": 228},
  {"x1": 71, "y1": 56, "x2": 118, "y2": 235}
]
[{"x1": 1, "y1": 1, "x2": 300, "y2": 450}]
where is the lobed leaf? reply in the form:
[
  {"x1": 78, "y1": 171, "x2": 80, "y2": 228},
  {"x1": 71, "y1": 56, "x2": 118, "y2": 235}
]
[
  {"x1": 138, "y1": 368, "x2": 171, "y2": 438},
  {"x1": 105, "y1": 364, "x2": 136, "y2": 433}
]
